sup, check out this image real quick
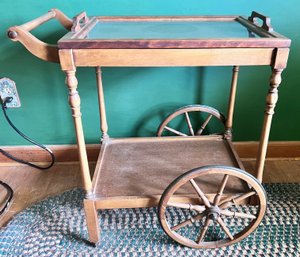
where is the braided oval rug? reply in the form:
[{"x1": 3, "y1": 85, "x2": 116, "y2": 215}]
[{"x1": 0, "y1": 184, "x2": 299, "y2": 257}]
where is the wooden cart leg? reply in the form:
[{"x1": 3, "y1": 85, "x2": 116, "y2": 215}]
[
  {"x1": 95, "y1": 67, "x2": 109, "y2": 140},
  {"x1": 61, "y1": 50, "x2": 99, "y2": 245},
  {"x1": 256, "y1": 68, "x2": 283, "y2": 182},
  {"x1": 65, "y1": 69, "x2": 93, "y2": 194},
  {"x1": 225, "y1": 66, "x2": 239, "y2": 139},
  {"x1": 65, "y1": 69, "x2": 100, "y2": 244},
  {"x1": 84, "y1": 199, "x2": 100, "y2": 245}
]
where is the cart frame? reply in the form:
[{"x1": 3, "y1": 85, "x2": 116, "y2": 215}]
[{"x1": 8, "y1": 9, "x2": 291, "y2": 246}]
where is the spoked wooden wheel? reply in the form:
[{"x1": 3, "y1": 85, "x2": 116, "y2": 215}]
[
  {"x1": 157, "y1": 105, "x2": 226, "y2": 137},
  {"x1": 158, "y1": 166, "x2": 267, "y2": 248}
]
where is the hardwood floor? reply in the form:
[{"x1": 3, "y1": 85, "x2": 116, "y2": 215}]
[{"x1": 0, "y1": 159, "x2": 299, "y2": 228}]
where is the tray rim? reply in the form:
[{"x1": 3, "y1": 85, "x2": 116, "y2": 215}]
[{"x1": 58, "y1": 15, "x2": 291, "y2": 49}]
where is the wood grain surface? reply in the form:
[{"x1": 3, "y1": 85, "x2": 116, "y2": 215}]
[{"x1": 0, "y1": 159, "x2": 299, "y2": 228}]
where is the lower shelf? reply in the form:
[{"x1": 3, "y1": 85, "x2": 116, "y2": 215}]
[{"x1": 92, "y1": 136, "x2": 248, "y2": 208}]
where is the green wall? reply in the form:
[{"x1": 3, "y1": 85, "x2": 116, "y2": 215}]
[{"x1": 1, "y1": 0, "x2": 299, "y2": 145}]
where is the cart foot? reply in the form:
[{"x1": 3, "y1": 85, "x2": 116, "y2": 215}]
[
  {"x1": 158, "y1": 165, "x2": 267, "y2": 248},
  {"x1": 88, "y1": 242, "x2": 97, "y2": 248},
  {"x1": 84, "y1": 199, "x2": 100, "y2": 245}
]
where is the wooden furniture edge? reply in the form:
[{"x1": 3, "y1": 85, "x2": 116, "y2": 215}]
[
  {"x1": 58, "y1": 39, "x2": 290, "y2": 49},
  {"x1": 0, "y1": 141, "x2": 299, "y2": 164},
  {"x1": 235, "y1": 141, "x2": 300, "y2": 159},
  {"x1": 94, "y1": 15, "x2": 239, "y2": 21},
  {"x1": 71, "y1": 48, "x2": 275, "y2": 67}
]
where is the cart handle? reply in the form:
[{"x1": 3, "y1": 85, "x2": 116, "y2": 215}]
[
  {"x1": 7, "y1": 9, "x2": 73, "y2": 63},
  {"x1": 71, "y1": 11, "x2": 89, "y2": 33},
  {"x1": 248, "y1": 11, "x2": 273, "y2": 32}
]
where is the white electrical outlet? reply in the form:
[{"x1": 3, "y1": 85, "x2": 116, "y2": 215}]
[{"x1": 0, "y1": 77, "x2": 21, "y2": 108}]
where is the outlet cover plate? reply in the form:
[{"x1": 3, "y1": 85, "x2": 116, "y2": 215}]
[{"x1": 0, "y1": 77, "x2": 21, "y2": 108}]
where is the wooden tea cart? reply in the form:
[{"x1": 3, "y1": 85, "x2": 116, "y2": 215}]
[{"x1": 8, "y1": 9, "x2": 290, "y2": 248}]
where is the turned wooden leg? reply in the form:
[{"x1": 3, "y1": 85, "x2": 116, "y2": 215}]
[
  {"x1": 95, "y1": 67, "x2": 109, "y2": 140},
  {"x1": 84, "y1": 199, "x2": 100, "y2": 244},
  {"x1": 225, "y1": 66, "x2": 239, "y2": 139},
  {"x1": 256, "y1": 68, "x2": 283, "y2": 182},
  {"x1": 65, "y1": 70, "x2": 93, "y2": 195},
  {"x1": 61, "y1": 51, "x2": 98, "y2": 245}
]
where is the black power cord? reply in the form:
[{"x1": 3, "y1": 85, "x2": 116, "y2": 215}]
[
  {"x1": 0, "y1": 97, "x2": 55, "y2": 215},
  {"x1": 0, "y1": 180, "x2": 13, "y2": 216},
  {"x1": 0, "y1": 97, "x2": 55, "y2": 169}
]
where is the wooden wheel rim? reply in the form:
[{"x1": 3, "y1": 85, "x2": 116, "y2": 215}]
[
  {"x1": 156, "y1": 105, "x2": 226, "y2": 137},
  {"x1": 158, "y1": 165, "x2": 267, "y2": 249}
]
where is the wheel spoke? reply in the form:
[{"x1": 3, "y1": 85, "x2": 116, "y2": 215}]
[
  {"x1": 171, "y1": 212, "x2": 206, "y2": 231},
  {"x1": 196, "y1": 114, "x2": 213, "y2": 135},
  {"x1": 221, "y1": 210, "x2": 257, "y2": 219},
  {"x1": 190, "y1": 179, "x2": 211, "y2": 208},
  {"x1": 167, "y1": 201, "x2": 206, "y2": 213},
  {"x1": 184, "y1": 112, "x2": 195, "y2": 136},
  {"x1": 217, "y1": 217, "x2": 234, "y2": 240},
  {"x1": 158, "y1": 165, "x2": 266, "y2": 248},
  {"x1": 164, "y1": 126, "x2": 188, "y2": 136},
  {"x1": 213, "y1": 174, "x2": 229, "y2": 205},
  {"x1": 197, "y1": 217, "x2": 212, "y2": 243},
  {"x1": 219, "y1": 191, "x2": 256, "y2": 209}
]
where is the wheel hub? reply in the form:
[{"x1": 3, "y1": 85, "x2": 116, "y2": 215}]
[{"x1": 207, "y1": 205, "x2": 221, "y2": 221}]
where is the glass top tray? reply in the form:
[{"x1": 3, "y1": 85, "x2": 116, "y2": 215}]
[
  {"x1": 87, "y1": 21, "x2": 256, "y2": 40},
  {"x1": 58, "y1": 14, "x2": 290, "y2": 49}
]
